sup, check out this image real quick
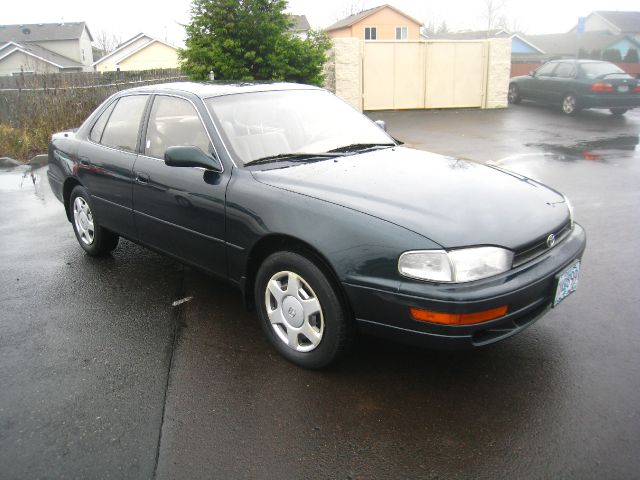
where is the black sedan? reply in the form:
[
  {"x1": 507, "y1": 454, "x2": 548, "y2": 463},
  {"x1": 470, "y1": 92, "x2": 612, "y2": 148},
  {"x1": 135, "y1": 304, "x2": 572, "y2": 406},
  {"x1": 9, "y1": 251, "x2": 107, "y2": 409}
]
[
  {"x1": 48, "y1": 82, "x2": 586, "y2": 368},
  {"x1": 509, "y1": 59, "x2": 640, "y2": 115}
]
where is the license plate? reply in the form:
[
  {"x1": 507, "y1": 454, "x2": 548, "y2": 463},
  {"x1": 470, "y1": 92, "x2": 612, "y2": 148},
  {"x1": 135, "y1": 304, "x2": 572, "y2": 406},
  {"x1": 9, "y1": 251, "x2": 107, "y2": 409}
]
[
  {"x1": 553, "y1": 261, "x2": 580, "y2": 307},
  {"x1": 618, "y1": 85, "x2": 629, "y2": 93}
]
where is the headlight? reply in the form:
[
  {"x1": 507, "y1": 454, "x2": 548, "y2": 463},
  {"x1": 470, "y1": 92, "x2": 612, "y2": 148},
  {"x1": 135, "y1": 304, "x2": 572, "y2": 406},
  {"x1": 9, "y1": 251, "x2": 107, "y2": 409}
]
[{"x1": 398, "y1": 247, "x2": 514, "y2": 283}]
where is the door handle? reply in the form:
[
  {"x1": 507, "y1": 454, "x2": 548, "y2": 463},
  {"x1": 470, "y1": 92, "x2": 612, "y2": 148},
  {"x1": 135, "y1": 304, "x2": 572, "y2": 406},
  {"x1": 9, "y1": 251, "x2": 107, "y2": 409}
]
[
  {"x1": 135, "y1": 172, "x2": 149, "y2": 185},
  {"x1": 79, "y1": 156, "x2": 90, "y2": 166}
]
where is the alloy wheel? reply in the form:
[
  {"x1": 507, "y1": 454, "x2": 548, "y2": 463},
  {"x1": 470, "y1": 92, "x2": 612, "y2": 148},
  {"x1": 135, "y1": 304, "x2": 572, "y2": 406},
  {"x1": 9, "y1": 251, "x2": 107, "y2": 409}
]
[
  {"x1": 562, "y1": 95, "x2": 576, "y2": 115},
  {"x1": 264, "y1": 270, "x2": 324, "y2": 352}
]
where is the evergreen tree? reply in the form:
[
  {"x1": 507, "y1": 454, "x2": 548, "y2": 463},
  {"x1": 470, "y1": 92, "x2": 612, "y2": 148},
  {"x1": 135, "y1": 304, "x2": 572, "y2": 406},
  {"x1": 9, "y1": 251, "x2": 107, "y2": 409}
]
[
  {"x1": 602, "y1": 49, "x2": 622, "y2": 63},
  {"x1": 180, "y1": 0, "x2": 330, "y2": 85},
  {"x1": 623, "y1": 48, "x2": 639, "y2": 63}
]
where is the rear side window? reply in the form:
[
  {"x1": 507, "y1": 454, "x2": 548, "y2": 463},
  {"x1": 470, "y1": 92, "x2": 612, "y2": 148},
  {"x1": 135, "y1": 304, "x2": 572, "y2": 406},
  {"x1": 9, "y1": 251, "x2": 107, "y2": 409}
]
[
  {"x1": 144, "y1": 95, "x2": 211, "y2": 159},
  {"x1": 100, "y1": 95, "x2": 148, "y2": 152},
  {"x1": 89, "y1": 101, "x2": 116, "y2": 143}
]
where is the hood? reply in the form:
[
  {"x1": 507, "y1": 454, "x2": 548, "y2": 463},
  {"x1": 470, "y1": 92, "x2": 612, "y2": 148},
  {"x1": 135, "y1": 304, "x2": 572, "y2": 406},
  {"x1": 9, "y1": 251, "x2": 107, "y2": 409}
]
[{"x1": 252, "y1": 147, "x2": 570, "y2": 250}]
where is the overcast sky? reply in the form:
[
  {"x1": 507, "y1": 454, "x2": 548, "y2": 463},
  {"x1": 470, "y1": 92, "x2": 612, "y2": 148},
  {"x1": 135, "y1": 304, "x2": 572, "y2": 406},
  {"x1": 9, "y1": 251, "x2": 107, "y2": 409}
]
[{"x1": 4, "y1": 0, "x2": 640, "y2": 47}]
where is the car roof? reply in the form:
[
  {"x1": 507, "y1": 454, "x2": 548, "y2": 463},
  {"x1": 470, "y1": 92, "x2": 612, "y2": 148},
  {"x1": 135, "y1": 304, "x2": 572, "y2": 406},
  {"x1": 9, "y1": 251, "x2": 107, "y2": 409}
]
[{"x1": 125, "y1": 81, "x2": 320, "y2": 98}]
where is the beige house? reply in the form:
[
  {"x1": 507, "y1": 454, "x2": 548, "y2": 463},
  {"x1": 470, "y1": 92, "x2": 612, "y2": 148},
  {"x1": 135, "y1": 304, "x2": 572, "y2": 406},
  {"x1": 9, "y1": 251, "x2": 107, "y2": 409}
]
[
  {"x1": 326, "y1": 4, "x2": 422, "y2": 41},
  {"x1": 94, "y1": 33, "x2": 179, "y2": 72},
  {"x1": 0, "y1": 22, "x2": 93, "y2": 75}
]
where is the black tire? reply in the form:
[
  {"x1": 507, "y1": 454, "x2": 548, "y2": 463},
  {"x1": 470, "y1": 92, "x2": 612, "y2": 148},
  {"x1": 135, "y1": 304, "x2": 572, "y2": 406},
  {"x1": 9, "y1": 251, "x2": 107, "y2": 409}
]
[
  {"x1": 69, "y1": 186, "x2": 119, "y2": 256},
  {"x1": 254, "y1": 251, "x2": 352, "y2": 369},
  {"x1": 508, "y1": 84, "x2": 521, "y2": 104},
  {"x1": 610, "y1": 108, "x2": 628, "y2": 116},
  {"x1": 561, "y1": 94, "x2": 580, "y2": 115}
]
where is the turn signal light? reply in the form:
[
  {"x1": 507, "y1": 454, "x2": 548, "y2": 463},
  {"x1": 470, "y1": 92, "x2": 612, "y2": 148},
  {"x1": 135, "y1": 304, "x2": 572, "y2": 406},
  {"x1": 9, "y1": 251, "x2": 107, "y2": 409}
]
[
  {"x1": 409, "y1": 305, "x2": 508, "y2": 325},
  {"x1": 591, "y1": 82, "x2": 614, "y2": 92}
]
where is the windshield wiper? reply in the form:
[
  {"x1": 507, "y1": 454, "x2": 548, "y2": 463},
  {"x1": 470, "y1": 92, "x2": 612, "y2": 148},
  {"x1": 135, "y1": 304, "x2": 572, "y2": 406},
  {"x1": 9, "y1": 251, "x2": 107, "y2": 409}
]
[
  {"x1": 245, "y1": 152, "x2": 343, "y2": 166},
  {"x1": 327, "y1": 143, "x2": 396, "y2": 153}
]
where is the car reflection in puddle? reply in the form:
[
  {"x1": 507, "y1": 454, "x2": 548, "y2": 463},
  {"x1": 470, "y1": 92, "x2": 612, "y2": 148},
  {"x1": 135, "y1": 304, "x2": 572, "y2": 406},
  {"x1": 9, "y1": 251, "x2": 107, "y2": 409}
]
[
  {"x1": 525, "y1": 134, "x2": 639, "y2": 162},
  {"x1": 0, "y1": 159, "x2": 48, "y2": 203}
]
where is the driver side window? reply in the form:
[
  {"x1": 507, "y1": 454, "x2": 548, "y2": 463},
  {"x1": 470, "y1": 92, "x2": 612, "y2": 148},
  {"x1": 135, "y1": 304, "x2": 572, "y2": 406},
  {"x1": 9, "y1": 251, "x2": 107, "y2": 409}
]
[
  {"x1": 145, "y1": 96, "x2": 211, "y2": 159},
  {"x1": 535, "y1": 63, "x2": 556, "y2": 76}
]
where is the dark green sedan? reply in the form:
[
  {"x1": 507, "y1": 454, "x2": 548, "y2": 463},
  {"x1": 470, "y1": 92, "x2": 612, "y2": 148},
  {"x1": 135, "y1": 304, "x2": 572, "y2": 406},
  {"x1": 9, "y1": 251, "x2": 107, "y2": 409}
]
[{"x1": 509, "y1": 59, "x2": 640, "y2": 115}]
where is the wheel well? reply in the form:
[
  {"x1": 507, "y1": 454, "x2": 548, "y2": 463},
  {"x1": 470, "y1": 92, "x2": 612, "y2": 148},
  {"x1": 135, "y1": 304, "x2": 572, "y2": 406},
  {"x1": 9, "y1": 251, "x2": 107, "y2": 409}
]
[
  {"x1": 62, "y1": 178, "x2": 82, "y2": 221},
  {"x1": 243, "y1": 234, "x2": 351, "y2": 317}
]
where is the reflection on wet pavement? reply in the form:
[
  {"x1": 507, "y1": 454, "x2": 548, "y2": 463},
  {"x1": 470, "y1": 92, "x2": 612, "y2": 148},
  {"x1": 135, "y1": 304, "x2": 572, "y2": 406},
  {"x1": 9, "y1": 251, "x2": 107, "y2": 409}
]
[
  {"x1": 526, "y1": 134, "x2": 639, "y2": 162},
  {"x1": 0, "y1": 164, "x2": 49, "y2": 203}
]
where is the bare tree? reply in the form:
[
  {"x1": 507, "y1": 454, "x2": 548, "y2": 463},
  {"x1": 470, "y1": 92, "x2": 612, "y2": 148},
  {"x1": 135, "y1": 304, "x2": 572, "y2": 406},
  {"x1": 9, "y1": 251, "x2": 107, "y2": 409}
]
[
  {"x1": 338, "y1": 0, "x2": 366, "y2": 19},
  {"x1": 483, "y1": 0, "x2": 506, "y2": 32},
  {"x1": 94, "y1": 30, "x2": 122, "y2": 56}
]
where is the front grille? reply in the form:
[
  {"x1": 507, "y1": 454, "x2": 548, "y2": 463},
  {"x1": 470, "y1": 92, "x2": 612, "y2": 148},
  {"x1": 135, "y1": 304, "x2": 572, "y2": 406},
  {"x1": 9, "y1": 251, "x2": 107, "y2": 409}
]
[{"x1": 512, "y1": 221, "x2": 572, "y2": 267}]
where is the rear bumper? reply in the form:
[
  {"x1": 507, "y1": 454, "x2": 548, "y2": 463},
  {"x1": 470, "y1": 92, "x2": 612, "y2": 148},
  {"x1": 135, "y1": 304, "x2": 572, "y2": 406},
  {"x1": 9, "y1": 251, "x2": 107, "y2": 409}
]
[
  {"x1": 344, "y1": 223, "x2": 586, "y2": 349},
  {"x1": 579, "y1": 94, "x2": 640, "y2": 109}
]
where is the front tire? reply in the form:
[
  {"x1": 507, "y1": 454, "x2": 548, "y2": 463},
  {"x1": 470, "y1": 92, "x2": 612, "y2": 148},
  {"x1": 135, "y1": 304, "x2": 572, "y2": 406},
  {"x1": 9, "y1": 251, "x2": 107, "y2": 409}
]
[
  {"x1": 508, "y1": 84, "x2": 521, "y2": 104},
  {"x1": 70, "y1": 186, "x2": 119, "y2": 256},
  {"x1": 254, "y1": 251, "x2": 352, "y2": 368},
  {"x1": 562, "y1": 94, "x2": 580, "y2": 115},
  {"x1": 610, "y1": 108, "x2": 628, "y2": 116}
]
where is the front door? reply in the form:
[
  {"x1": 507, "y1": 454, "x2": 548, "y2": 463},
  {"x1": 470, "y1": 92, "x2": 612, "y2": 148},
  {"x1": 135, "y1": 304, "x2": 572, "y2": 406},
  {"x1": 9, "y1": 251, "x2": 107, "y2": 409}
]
[{"x1": 132, "y1": 94, "x2": 230, "y2": 278}]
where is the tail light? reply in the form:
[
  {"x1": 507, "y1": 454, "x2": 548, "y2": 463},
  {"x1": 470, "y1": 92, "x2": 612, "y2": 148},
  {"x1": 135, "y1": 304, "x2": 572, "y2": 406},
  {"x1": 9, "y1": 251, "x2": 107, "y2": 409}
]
[
  {"x1": 591, "y1": 82, "x2": 614, "y2": 92},
  {"x1": 635, "y1": 85, "x2": 640, "y2": 93}
]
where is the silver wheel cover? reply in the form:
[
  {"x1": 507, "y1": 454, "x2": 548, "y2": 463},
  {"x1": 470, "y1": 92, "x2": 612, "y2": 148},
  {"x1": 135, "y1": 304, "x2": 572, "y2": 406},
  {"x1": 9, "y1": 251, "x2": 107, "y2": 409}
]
[
  {"x1": 73, "y1": 197, "x2": 95, "y2": 245},
  {"x1": 264, "y1": 270, "x2": 324, "y2": 352}
]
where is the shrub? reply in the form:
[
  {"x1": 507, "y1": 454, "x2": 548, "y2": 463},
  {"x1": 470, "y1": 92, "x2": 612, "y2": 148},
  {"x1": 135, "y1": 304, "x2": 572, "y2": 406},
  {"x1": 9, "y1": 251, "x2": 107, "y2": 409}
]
[
  {"x1": 623, "y1": 48, "x2": 639, "y2": 63},
  {"x1": 602, "y1": 49, "x2": 622, "y2": 63}
]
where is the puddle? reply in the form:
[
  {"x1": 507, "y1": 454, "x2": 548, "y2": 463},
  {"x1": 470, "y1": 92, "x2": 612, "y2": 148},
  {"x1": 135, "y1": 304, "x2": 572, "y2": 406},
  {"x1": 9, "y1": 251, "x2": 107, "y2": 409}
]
[
  {"x1": 525, "y1": 135, "x2": 639, "y2": 162},
  {"x1": 0, "y1": 164, "x2": 49, "y2": 203}
]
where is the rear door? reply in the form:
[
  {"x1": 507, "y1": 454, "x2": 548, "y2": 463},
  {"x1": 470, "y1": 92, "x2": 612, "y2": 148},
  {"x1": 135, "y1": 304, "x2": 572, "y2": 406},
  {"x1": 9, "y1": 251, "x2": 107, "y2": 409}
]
[
  {"x1": 132, "y1": 94, "x2": 231, "y2": 277},
  {"x1": 548, "y1": 62, "x2": 577, "y2": 103},
  {"x1": 76, "y1": 94, "x2": 150, "y2": 239}
]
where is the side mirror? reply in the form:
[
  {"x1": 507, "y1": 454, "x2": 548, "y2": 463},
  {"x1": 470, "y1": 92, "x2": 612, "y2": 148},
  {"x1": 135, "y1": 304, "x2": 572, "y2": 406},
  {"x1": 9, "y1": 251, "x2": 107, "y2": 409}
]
[
  {"x1": 528, "y1": 70, "x2": 535, "y2": 77},
  {"x1": 374, "y1": 119, "x2": 387, "y2": 131},
  {"x1": 164, "y1": 146, "x2": 222, "y2": 172}
]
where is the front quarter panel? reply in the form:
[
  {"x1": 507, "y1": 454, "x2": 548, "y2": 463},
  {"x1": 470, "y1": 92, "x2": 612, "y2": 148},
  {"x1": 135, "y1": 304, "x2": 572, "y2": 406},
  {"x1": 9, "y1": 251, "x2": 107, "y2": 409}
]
[{"x1": 225, "y1": 169, "x2": 440, "y2": 293}]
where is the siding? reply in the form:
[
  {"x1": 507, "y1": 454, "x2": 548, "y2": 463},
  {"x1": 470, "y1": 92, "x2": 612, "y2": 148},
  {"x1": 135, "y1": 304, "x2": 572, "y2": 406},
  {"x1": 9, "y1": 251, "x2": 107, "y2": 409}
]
[{"x1": 116, "y1": 42, "x2": 179, "y2": 71}]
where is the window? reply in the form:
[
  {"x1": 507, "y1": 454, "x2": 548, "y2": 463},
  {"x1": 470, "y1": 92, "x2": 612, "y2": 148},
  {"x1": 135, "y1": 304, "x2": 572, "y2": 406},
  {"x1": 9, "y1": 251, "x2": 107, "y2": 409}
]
[
  {"x1": 553, "y1": 63, "x2": 575, "y2": 78},
  {"x1": 364, "y1": 27, "x2": 377, "y2": 40},
  {"x1": 100, "y1": 95, "x2": 148, "y2": 152},
  {"x1": 82, "y1": 48, "x2": 85, "y2": 62},
  {"x1": 395, "y1": 26, "x2": 408, "y2": 40},
  {"x1": 89, "y1": 101, "x2": 116, "y2": 143},
  {"x1": 535, "y1": 63, "x2": 556, "y2": 76},
  {"x1": 145, "y1": 96, "x2": 211, "y2": 159}
]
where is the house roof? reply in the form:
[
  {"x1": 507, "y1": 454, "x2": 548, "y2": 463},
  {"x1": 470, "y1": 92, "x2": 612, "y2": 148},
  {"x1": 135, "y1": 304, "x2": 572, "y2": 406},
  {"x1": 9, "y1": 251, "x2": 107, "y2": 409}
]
[
  {"x1": 593, "y1": 11, "x2": 640, "y2": 34},
  {"x1": 0, "y1": 22, "x2": 92, "y2": 43},
  {"x1": 0, "y1": 40, "x2": 83, "y2": 69},
  {"x1": 325, "y1": 4, "x2": 422, "y2": 32},
  {"x1": 521, "y1": 31, "x2": 640, "y2": 57},
  {"x1": 288, "y1": 15, "x2": 310, "y2": 32},
  {"x1": 93, "y1": 33, "x2": 178, "y2": 66}
]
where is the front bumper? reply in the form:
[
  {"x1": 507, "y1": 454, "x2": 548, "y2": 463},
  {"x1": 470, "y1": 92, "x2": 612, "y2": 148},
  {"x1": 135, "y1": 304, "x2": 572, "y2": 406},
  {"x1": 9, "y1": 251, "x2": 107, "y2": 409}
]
[{"x1": 343, "y1": 223, "x2": 586, "y2": 349}]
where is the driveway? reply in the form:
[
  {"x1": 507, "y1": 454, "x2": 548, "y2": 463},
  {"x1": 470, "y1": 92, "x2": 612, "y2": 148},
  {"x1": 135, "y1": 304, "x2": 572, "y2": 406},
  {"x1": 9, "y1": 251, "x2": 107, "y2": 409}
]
[{"x1": 1, "y1": 104, "x2": 639, "y2": 479}]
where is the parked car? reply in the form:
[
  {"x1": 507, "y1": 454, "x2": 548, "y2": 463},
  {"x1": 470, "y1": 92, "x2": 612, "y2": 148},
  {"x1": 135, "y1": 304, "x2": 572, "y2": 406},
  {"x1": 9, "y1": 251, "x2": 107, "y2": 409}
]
[
  {"x1": 48, "y1": 83, "x2": 586, "y2": 368},
  {"x1": 508, "y1": 59, "x2": 640, "y2": 115}
]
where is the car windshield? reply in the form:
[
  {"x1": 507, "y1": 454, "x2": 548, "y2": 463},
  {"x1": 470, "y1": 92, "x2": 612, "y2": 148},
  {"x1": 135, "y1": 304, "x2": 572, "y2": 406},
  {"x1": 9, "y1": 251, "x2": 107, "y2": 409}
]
[
  {"x1": 579, "y1": 62, "x2": 629, "y2": 79},
  {"x1": 205, "y1": 89, "x2": 394, "y2": 165}
]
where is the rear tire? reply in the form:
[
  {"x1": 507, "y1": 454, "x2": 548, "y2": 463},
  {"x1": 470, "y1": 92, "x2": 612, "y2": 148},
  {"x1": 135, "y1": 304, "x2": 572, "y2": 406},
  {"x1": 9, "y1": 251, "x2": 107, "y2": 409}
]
[
  {"x1": 610, "y1": 108, "x2": 628, "y2": 116},
  {"x1": 562, "y1": 94, "x2": 580, "y2": 115},
  {"x1": 508, "y1": 84, "x2": 521, "y2": 104},
  {"x1": 69, "y1": 186, "x2": 119, "y2": 256},
  {"x1": 254, "y1": 251, "x2": 352, "y2": 369}
]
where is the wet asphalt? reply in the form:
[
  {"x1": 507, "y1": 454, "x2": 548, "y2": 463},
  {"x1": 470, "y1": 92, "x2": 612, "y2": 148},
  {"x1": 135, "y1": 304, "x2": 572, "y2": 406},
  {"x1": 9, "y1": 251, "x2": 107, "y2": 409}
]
[{"x1": 1, "y1": 103, "x2": 639, "y2": 479}]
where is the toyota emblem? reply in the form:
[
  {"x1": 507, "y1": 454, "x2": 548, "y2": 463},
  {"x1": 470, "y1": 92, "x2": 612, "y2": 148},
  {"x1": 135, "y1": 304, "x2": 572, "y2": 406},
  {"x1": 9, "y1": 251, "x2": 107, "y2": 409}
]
[{"x1": 546, "y1": 234, "x2": 556, "y2": 248}]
